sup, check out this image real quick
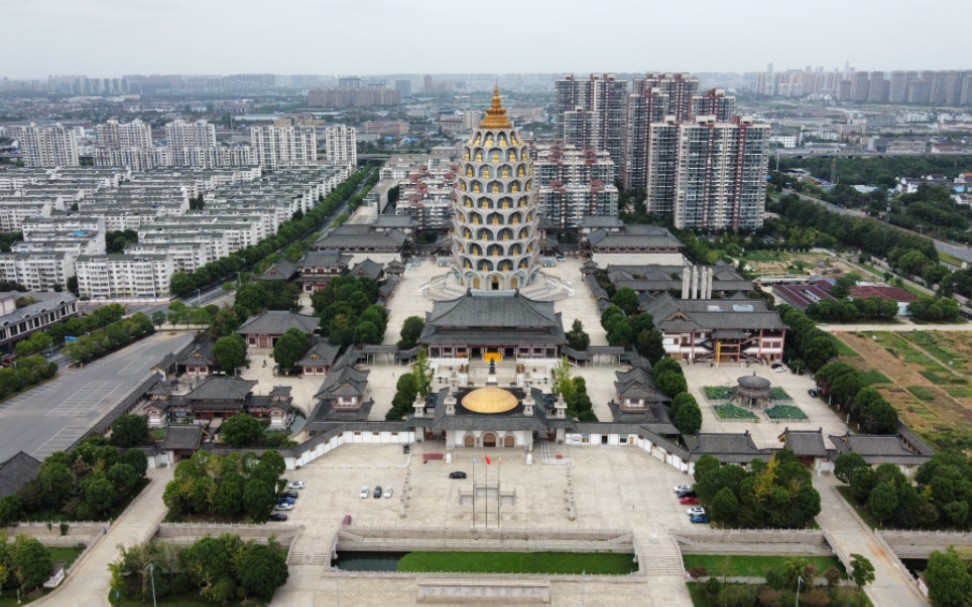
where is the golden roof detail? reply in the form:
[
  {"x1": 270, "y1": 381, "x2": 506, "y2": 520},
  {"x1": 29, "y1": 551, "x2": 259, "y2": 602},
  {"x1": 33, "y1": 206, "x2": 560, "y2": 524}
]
[
  {"x1": 480, "y1": 85, "x2": 513, "y2": 129},
  {"x1": 461, "y1": 387, "x2": 519, "y2": 414}
]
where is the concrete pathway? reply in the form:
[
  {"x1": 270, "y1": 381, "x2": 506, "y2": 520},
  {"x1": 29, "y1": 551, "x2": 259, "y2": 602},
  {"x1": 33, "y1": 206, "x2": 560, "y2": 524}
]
[
  {"x1": 814, "y1": 475, "x2": 928, "y2": 607},
  {"x1": 34, "y1": 467, "x2": 173, "y2": 607},
  {"x1": 818, "y1": 322, "x2": 972, "y2": 333}
]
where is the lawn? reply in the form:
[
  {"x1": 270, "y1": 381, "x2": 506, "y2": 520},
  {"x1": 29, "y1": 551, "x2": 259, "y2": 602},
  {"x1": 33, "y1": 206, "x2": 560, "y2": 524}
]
[
  {"x1": 831, "y1": 335, "x2": 861, "y2": 358},
  {"x1": 683, "y1": 554, "x2": 845, "y2": 578},
  {"x1": 769, "y1": 387, "x2": 791, "y2": 401},
  {"x1": 48, "y1": 545, "x2": 86, "y2": 568},
  {"x1": 765, "y1": 405, "x2": 808, "y2": 420},
  {"x1": 713, "y1": 404, "x2": 758, "y2": 421},
  {"x1": 907, "y1": 385, "x2": 937, "y2": 402},
  {"x1": 939, "y1": 251, "x2": 966, "y2": 267},
  {"x1": 397, "y1": 551, "x2": 638, "y2": 575},
  {"x1": 858, "y1": 369, "x2": 891, "y2": 385},
  {"x1": 703, "y1": 386, "x2": 736, "y2": 401},
  {"x1": 901, "y1": 332, "x2": 967, "y2": 369}
]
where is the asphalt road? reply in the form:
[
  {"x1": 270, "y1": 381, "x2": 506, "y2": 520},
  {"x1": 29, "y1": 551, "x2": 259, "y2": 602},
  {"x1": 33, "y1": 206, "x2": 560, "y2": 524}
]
[{"x1": 0, "y1": 330, "x2": 193, "y2": 463}]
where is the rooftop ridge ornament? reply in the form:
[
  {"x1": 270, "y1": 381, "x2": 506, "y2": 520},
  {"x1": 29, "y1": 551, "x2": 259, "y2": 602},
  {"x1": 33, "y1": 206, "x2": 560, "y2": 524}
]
[{"x1": 480, "y1": 85, "x2": 512, "y2": 129}]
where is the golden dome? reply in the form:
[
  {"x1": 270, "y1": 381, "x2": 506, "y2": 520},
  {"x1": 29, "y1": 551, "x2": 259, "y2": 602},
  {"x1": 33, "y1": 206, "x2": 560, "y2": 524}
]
[
  {"x1": 480, "y1": 85, "x2": 512, "y2": 129},
  {"x1": 461, "y1": 387, "x2": 518, "y2": 414}
]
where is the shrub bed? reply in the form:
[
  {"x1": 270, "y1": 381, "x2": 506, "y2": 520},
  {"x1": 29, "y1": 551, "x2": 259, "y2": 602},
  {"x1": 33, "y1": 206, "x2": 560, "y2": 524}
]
[{"x1": 713, "y1": 404, "x2": 758, "y2": 420}]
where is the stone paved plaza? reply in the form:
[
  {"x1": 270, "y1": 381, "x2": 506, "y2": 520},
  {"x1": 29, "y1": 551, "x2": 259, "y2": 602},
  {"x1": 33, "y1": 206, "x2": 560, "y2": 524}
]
[{"x1": 275, "y1": 443, "x2": 695, "y2": 607}]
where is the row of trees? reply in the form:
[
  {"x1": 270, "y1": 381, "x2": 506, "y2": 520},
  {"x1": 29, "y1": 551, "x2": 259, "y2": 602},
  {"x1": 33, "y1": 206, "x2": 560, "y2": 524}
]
[
  {"x1": 232, "y1": 280, "x2": 300, "y2": 319},
  {"x1": 162, "y1": 450, "x2": 286, "y2": 522},
  {"x1": 815, "y1": 362, "x2": 899, "y2": 434},
  {"x1": 776, "y1": 304, "x2": 837, "y2": 372},
  {"x1": 653, "y1": 358, "x2": 702, "y2": 435},
  {"x1": 218, "y1": 413, "x2": 293, "y2": 449},
  {"x1": 311, "y1": 276, "x2": 387, "y2": 346},
  {"x1": 837, "y1": 450, "x2": 972, "y2": 530},
  {"x1": 693, "y1": 450, "x2": 821, "y2": 529},
  {"x1": 111, "y1": 534, "x2": 288, "y2": 603},
  {"x1": 62, "y1": 312, "x2": 155, "y2": 365},
  {"x1": 15, "y1": 303, "x2": 128, "y2": 357},
  {"x1": 806, "y1": 297, "x2": 899, "y2": 323},
  {"x1": 0, "y1": 436, "x2": 148, "y2": 524},
  {"x1": 169, "y1": 167, "x2": 371, "y2": 297},
  {"x1": 386, "y1": 349, "x2": 432, "y2": 421},
  {"x1": 0, "y1": 355, "x2": 58, "y2": 402},
  {"x1": 552, "y1": 358, "x2": 596, "y2": 422},
  {"x1": 925, "y1": 547, "x2": 972, "y2": 607},
  {"x1": 907, "y1": 297, "x2": 961, "y2": 322}
]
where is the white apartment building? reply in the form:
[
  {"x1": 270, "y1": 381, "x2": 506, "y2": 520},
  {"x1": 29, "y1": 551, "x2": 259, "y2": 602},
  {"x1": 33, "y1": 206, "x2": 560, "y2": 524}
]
[
  {"x1": 250, "y1": 126, "x2": 317, "y2": 169},
  {"x1": 20, "y1": 123, "x2": 79, "y2": 168},
  {"x1": 76, "y1": 253, "x2": 174, "y2": 300},
  {"x1": 324, "y1": 124, "x2": 357, "y2": 170},
  {"x1": 96, "y1": 119, "x2": 154, "y2": 149},
  {"x1": 0, "y1": 198, "x2": 54, "y2": 231},
  {"x1": 165, "y1": 119, "x2": 217, "y2": 166},
  {"x1": 22, "y1": 215, "x2": 105, "y2": 242},
  {"x1": 533, "y1": 144, "x2": 619, "y2": 229},
  {"x1": 0, "y1": 252, "x2": 74, "y2": 291}
]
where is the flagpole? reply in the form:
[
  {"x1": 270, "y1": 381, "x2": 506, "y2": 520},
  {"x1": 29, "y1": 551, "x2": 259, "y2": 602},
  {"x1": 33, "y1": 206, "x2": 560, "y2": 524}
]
[
  {"x1": 497, "y1": 456, "x2": 502, "y2": 527},
  {"x1": 484, "y1": 455, "x2": 488, "y2": 529}
]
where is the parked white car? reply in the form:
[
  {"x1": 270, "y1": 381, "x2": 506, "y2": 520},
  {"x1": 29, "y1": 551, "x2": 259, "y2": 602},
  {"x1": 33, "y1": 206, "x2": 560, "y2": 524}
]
[
  {"x1": 288, "y1": 481, "x2": 305, "y2": 490},
  {"x1": 686, "y1": 507, "x2": 706, "y2": 517},
  {"x1": 359, "y1": 486, "x2": 370, "y2": 499},
  {"x1": 275, "y1": 503, "x2": 294, "y2": 511},
  {"x1": 384, "y1": 486, "x2": 393, "y2": 499}
]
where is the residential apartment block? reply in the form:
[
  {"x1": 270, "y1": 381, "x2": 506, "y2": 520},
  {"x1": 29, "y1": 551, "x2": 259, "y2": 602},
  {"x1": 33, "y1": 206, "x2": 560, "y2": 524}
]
[
  {"x1": 250, "y1": 125, "x2": 317, "y2": 169},
  {"x1": 76, "y1": 253, "x2": 174, "y2": 300},
  {"x1": 669, "y1": 117, "x2": 770, "y2": 231},
  {"x1": 533, "y1": 144, "x2": 619, "y2": 229},
  {"x1": 323, "y1": 124, "x2": 357, "y2": 170},
  {"x1": 20, "y1": 123, "x2": 79, "y2": 168},
  {"x1": 554, "y1": 74, "x2": 629, "y2": 169},
  {"x1": 165, "y1": 120, "x2": 217, "y2": 166}
]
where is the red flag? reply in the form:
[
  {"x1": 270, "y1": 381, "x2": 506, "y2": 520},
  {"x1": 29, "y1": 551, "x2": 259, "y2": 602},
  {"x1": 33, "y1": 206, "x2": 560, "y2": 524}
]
[{"x1": 485, "y1": 456, "x2": 492, "y2": 465}]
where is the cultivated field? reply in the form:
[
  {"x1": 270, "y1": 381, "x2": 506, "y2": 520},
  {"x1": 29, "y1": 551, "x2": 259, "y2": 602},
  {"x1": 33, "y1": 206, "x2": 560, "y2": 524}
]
[
  {"x1": 833, "y1": 330, "x2": 972, "y2": 450},
  {"x1": 742, "y1": 250, "x2": 844, "y2": 279}
]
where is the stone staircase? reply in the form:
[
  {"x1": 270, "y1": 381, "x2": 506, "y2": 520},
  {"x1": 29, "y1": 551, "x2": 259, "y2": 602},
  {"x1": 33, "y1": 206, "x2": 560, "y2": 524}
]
[
  {"x1": 288, "y1": 534, "x2": 333, "y2": 567},
  {"x1": 636, "y1": 535, "x2": 686, "y2": 577}
]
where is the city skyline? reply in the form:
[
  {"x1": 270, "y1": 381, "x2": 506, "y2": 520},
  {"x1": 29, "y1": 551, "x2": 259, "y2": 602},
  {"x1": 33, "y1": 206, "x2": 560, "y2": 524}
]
[{"x1": 4, "y1": 0, "x2": 969, "y2": 79}]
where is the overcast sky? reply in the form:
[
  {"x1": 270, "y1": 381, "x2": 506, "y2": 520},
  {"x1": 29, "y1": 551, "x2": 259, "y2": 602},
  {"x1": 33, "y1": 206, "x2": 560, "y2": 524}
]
[{"x1": 4, "y1": 0, "x2": 967, "y2": 78}]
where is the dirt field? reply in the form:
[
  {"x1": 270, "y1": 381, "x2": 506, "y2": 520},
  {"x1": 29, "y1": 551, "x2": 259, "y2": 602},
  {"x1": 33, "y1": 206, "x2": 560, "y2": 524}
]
[
  {"x1": 744, "y1": 251, "x2": 847, "y2": 279},
  {"x1": 834, "y1": 331, "x2": 972, "y2": 450}
]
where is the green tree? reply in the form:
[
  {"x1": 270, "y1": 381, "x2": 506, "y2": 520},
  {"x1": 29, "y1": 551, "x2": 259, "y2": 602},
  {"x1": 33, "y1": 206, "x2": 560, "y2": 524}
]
[
  {"x1": 867, "y1": 482, "x2": 899, "y2": 524},
  {"x1": 398, "y1": 316, "x2": 425, "y2": 350},
  {"x1": 273, "y1": 327, "x2": 310, "y2": 371},
  {"x1": 11, "y1": 535, "x2": 53, "y2": 591},
  {"x1": 848, "y1": 553, "x2": 876, "y2": 590},
  {"x1": 653, "y1": 357, "x2": 682, "y2": 376},
  {"x1": 925, "y1": 548, "x2": 972, "y2": 606},
  {"x1": 802, "y1": 335, "x2": 838, "y2": 371},
  {"x1": 565, "y1": 319, "x2": 590, "y2": 351},
  {"x1": 107, "y1": 463, "x2": 139, "y2": 496},
  {"x1": 111, "y1": 414, "x2": 150, "y2": 448},
  {"x1": 551, "y1": 356, "x2": 573, "y2": 397},
  {"x1": 220, "y1": 414, "x2": 264, "y2": 448},
  {"x1": 82, "y1": 475, "x2": 116, "y2": 516},
  {"x1": 0, "y1": 495, "x2": 23, "y2": 526},
  {"x1": 212, "y1": 334, "x2": 247, "y2": 375},
  {"x1": 829, "y1": 273, "x2": 860, "y2": 299},
  {"x1": 213, "y1": 478, "x2": 243, "y2": 517},
  {"x1": 236, "y1": 542, "x2": 289, "y2": 600},
  {"x1": 37, "y1": 461, "x2": 73, "y2": 508},
  {"x1": 411, "y1": 348, "x2": 432, "y2": 397},
  {"x1": 610, "y1": 288, "x2": 640, "y2": 316},
  {"x1": 710, "y1": 487, "x2": 738, "y2": 524},
  {"x1": 673, "y1": 397, "x2": 702, "y2": 434},
  {"x1": 655, "y1": 370, "x2": 687, "y2": 398},
  {"x1": 242, "y1": 479, "x2": 274, "y2": 521},
  {"x1": 151, "y1": 310, "x2": 167, "y2": 328},
  {"x1": 834, "y1": 452, "x2": 867, "y2": 484}
]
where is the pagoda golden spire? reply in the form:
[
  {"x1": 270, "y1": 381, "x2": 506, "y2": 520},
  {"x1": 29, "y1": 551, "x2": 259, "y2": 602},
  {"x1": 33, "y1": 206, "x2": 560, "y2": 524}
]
[{"x1": 480, "y1": 85, "x2": 512, "y2": 129}]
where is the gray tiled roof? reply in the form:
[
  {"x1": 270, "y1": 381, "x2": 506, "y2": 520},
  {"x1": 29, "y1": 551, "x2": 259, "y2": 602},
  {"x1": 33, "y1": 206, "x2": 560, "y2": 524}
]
[
  {"x1": 0, "y1": 451, "x2": 42, "y2": 498},
  {"x1": 162, "y1": 425, "x2": 204, "y2": 451},
  {"x1": 350, "y1": 259, "x2": 384, "y2": 280},
  {"x1": 186, "y1": 377, "x2": 257, "y2": 401},
  {"x1": 313, "y1": 225, "x2": 407, "y2": 251},
  {"x1": 258, "y1": 259, "x2": 297, "y2": 281},
  {"x1": 684, "y1": 431, "x2": 768, "y2": 462},
  {"x1": 298, "y1": 250, "x2": 351, "y2": 270},
  {"x1": 829, "y1": 432, "x2": 934, "y2": 465},
  {"x1": 643, "y1": 293, "x2": 786, "y2": 332},
  {"x1": 587, "y1": 225, "x2": 684, "y2": 251},
  {"x1": 419, "y1": 291, "x2": 565, "y2": 347},
  {"x1": 236, "y1": 310, "x2": 319, "y2": 336},
  {"x1": 779, "y1": 428, "x2": 829, "y2": 457},
  {"x1": 297, "y1": 338, "x2": 342, "y2": 368}
]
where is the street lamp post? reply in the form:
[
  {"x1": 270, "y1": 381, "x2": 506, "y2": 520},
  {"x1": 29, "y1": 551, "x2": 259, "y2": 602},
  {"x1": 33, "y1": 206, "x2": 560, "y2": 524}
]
[
  {"x1": 194, "y1": 288, "x2": 201, "y2": 305},
  {"x1": 144, "y1": 563, "x2": 157, "y2": 607},
  {"x1": 794, "y1": 575, "x2": 804, "y2": 607}
]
